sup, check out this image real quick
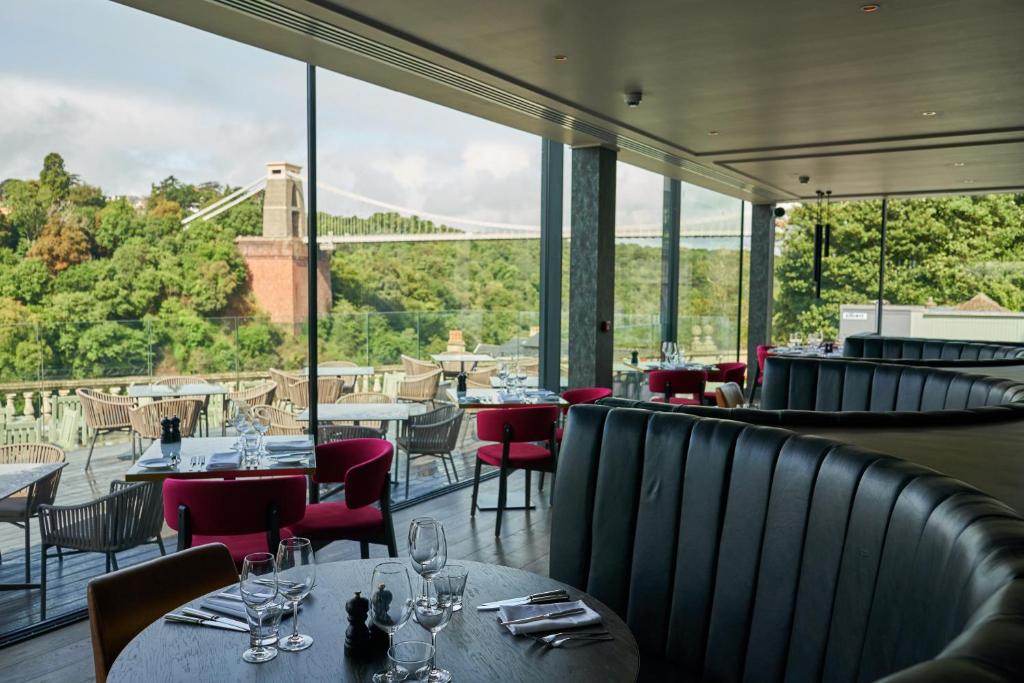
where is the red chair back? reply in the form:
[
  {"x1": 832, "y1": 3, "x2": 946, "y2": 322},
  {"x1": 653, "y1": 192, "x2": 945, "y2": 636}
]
[
  {"x1": 648, "y1": 369, "x2": 707, "y2": 398},
  {"x1": 476, "y1": 405, "x2": 560, "y2": 443},
  {"x1": 162, "y1": 476, "x2": 306, "y2": 535},
  {"x1": 314, "y1": 438, "x2": 393, "y2": 509},
  {"x1": 710, "y1": 362, "x2": 747, "y2": 384},
  {"x1": 756, "y1": 345, "x2": 773, "y2": 373},
  {"x1": 561, "y1": 387, "x2": 613, "y2": 407}
]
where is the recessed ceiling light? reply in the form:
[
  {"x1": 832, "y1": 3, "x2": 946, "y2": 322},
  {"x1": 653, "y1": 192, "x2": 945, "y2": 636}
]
[
  {"x1": 861, "y1": 3, "x2": 881, "y2": 13},
  {"x1": 553, "y1": 55, "x2": 568, "y2": 62},
  {"x1": 707, "y1": 130, "x2": 720, "y2": 136},
  {"x1": 953, "y1": 162, "x2": 966, "y2": 167},
  {"x1": 921, "y1": 111, "x2": 938, "y2": 117},
  {"x1": 963, "y1": 179, "x2": 976, "y2": 184}
]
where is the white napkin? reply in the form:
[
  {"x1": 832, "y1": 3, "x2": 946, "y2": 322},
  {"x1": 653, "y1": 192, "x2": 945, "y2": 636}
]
[
  {"x1": 206, "y1": 451, "x2": 242, "y2": 471},
  {"x1": 266, "y1": 439, "x2": 312, "y2": 452},
  {"x1": 138, "y1": 458, "x2": 173, "y2": 468},
  {"x1": 497, "y1": 599, "x2": 602, "y2": 636}
]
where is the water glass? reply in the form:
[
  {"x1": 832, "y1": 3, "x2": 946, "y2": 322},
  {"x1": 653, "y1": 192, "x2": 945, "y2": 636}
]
[
  {"x1": 414, "y1": 575, "x2": 455, "y2": 683},
  {"x1": 370, "y1": 562, "x2": 415, "y2": 683},
  {"x1": 436, "y1": 565, "x2": 468, "y2": 612},
  {"x1": 275, "y1": 537, "x2": 316, "y2": 652},
  {"x1": 388, "y1": 641, "x2": 434, "y2": 682},
  {"x1": 408, "y1": 518, "x2": 447, "y2": 587},
  {"x1": 240, "y1": 552, "x2": 278, "y2": 663},
  {"x1": 245, "y1": 594, "x2": 286, "y2": 647}
]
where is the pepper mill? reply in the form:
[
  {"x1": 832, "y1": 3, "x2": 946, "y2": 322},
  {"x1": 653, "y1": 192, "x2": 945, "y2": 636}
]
[
  {"x1": 160, "y1": 417, "x2": 173, "y2": 444},
  {"x1": 630, "y1": 349, "x2": 640, "y2": 366},
  {"x1": 170, "y1": 416, "x2": 181, "y2": 443},
  {"x1": 344, "y1": 592, "x2": 373, "y2": 658},
  {"x1": 456, "y1": 371, "x2": 468, "y2": 396}
]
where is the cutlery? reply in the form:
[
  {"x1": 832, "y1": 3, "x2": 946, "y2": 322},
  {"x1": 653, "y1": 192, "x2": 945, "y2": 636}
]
[
  {"x1": 164, "y1": 613, "x2": 249, "y2": 632},
  {"x1": 543, "y1": 634, "x2": 614, "y2": 648},
  {"x1": 525, "y1": 630, "x2": 609, "y2": 641},
  {"x1": 182, "y1": 607, "x2": 249, "y2": 631},
  {"x1": 478, "y1": 590, "x2": 569, "y2": 611},
  {"x1": 217, "y1": 592, "x2": 245, "y2": 602},
  {"x1": 500, "y1": 607, "x2": 585, "y2": 626}
]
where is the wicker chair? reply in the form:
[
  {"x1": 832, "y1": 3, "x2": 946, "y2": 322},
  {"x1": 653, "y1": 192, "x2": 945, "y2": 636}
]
[
  {"x1": 715, "y1": 381, "x2": 747, "y2": 408},
  {"x1": 289, "y1": 377, "x2": 345, "y2": 409},
  {"x1": 77, "y1": 389, "x2": 137, "y2": 470},
  {"x1": 318, "y1": 424, "x2": 385, "y2": 443},
  {"x1": 516, "y1": 358, "x2": 540, "y2": 377},
  {"x1": 226, "y1": 381, "x2": 276, "y2": 411},
  {"x1": 128, "y1": 398, "x2": 203, "y2": 454},
  {"x1": 269, "y1": 368, "x2": 303, "y2": 407},
  {"x1": 466, "y1": 367, "x2": 496, "y2": 384},
  {"x1": 319, "y1": 360, "x2": 359, "y2": 392},
  {"x1": 0, "y1": 443, "x2": 65, "y2": 582},
  {"x1": 333, "y1": 392, "x2": 394, "y2": 437},
  {"x1": 153, "y1": 375, "x2": 213, "y2": 435},
  {"x1": 397, "y1": 369, "x2": 443, "y2": 403},
  {"x1": 261, "y1": 405, "x2": 307, "y2": 436},
  {"x1": 38, "y1": 480, "x2": 165, "y2": 619},
  {"x1": 401, "y1": 355, "x2": 438, "y2": 376},
  {"x1": 397, "y1": 403, "x2": 464, "y2": 498}
]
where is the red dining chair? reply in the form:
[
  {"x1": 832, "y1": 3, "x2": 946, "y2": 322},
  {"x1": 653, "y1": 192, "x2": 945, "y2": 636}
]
[
  {"x1": 471, "y1": 405, "x2": 560, "y2": 537},
  {"x1": 702, "y1": 362, "x2": 747, "y2": 404},
  {"x1": 285, "y1": 438, "x2": 397, "y2": 558},
  {"x1": 648, "y1": 369, "x2": 707, "y2": 406},
  {"x1": 747, "y1": 344, "x2": 774, "y2": 403},
  {"x1": 556, "y1": 387, "x2": 613, "y2": 443},
  {"x1": 162, "y1": 476, "x2": 306, "y2": 568}
]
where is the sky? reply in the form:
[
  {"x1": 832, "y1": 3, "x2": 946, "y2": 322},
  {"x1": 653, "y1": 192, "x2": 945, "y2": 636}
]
[{"x1": 0, "y1": 0, "x2": 742, "y2": 231}]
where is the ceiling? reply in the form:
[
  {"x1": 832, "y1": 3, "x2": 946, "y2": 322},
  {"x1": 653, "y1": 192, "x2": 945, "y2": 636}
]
[{"x1": 115, "y1": 0, "x2": 1024, "y2": 202}]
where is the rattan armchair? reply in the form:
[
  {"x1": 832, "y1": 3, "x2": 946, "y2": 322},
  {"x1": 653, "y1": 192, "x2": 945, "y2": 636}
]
[
  {"x1": 77, "y1": 388, "x2": 137, "y2": 470},
  {"x1": 0, "y1": 443, "x2": 65, "y2": 582},
  {"x1": 153, "y1": 375, "x2": 213, "y2": 435},
  {"x1": 397, "y1": 369, "x2": 443, "y2": 403},
  {"x1": 318, "y1": 424, "x2": 385, "y2": 443},
  {"x1": 227, "y1": 381, "x2": 276, "y2": 411},
  {"x1": 269, "y1": 368, "x2": 303, "y2": 407},
  {"x1": 38, "y1": 480, "x2": 165, "y2": 619},
  {"x1": 397, "y1": 403, "x2": 464, "y2": 498},
  {"x1": 333, "y1": 392, "x2": 394, "y2": 437},
  {"x1": 289, "y1": 377, "x2": 345, "y2": 409},
  {"x1": 128, "y1": 398, "x2": 203, "y2": 454},
  {"x1": 319, "y1": 360, "x2": 359, "y2": 392},
  {"x1": 401, "y1": 355, "x2": 439, "y2": 376},
  {"x1": 260, "y1": 405, "x2": 307, "y2": 436}
]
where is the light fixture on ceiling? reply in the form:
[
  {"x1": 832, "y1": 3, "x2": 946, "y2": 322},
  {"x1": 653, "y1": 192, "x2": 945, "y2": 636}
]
[
  {"x1": 963, "y1": 179, "x2": 976, "y2": 184},
  {"x1": 624, "y1": 91, "x2": 643, "y2": 108},
  {"x1": 921, "y1": 111, "x2": 938, "y2": 117},
  {"x1": 707, "y1": 130, "x2": 720, "y2": 136},
  {"x1": 553, "y1": 54, "x2": 568, "y2": 62},
  {"x1": 861, "y1": 3, "x2": 881, "y2": 13},
  {"x1": 953, "y1": 162, "x2": 966, "y2": 167}
]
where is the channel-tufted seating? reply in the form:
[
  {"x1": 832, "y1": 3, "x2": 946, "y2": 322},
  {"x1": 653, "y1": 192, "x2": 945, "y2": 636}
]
[
  {"x1": 551, "y1": 404, "x2": 1024, "y2": 682},
  {"x1": 844, "y1": 334, "x2": 1024, "y2": 361}
]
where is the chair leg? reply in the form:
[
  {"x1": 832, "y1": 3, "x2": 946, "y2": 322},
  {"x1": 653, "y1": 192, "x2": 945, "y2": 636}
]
[
  {"x1": 470, "y1": 459, "x2": 482, "y2": 517},
  {"x1": 85, "y1": 430, "x2": 99, "y2": 470},
  {"x1": 23, "y1": 517, "x2": 31, "y2": 583},
  {"x1": 105, "y1": 553, "x2": 111, "y2": 573},
  {"x1": 441, "y1": 456, "x2": 452, "y2": 485},
  {"x1": 56, "y1": 546, "x2": 63, "y2": 561},
  {"x1": 385, "y1": 521, "x2": 398, "y2": 558},
  {"x1": 538, "y1": 471, "x2": 545, "y2": 492},
  {"x1": 359, "y1": 541, "x2": 370, "y2": 559},
  {"x1": 156, "y1": 535, "x2": 166, "y2": 556},
  {"x1": 448, "y1": 453, "x2": 460, "y2": 482},
  {"x1": 405, "y1": 450, "x2": 412, "y2": 500},
  {"x1": 525, "y1": 470, "x2": 532, "y2": 509},
  {"x1": 40, "y1": 545, "x2": 47, "y2": 620},
  {"x1": 495, "y1": 466, "x2": 508, "y2": 537},
  {"x1": 110, "y1": 552, "x2": 119, "y2": 571},
  {"x1": 549, "y1": 466, "x2": 556, "y2": 506}
]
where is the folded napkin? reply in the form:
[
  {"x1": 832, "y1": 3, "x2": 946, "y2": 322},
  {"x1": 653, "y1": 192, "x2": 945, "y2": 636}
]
[
  {"x1": 496, "y1": 392, "x2": 521, "y2": 403},
  {"x1": 138, "y1": 458, "x2": 173, "y2": 468},
  {"x1": 497, "y1": 599, "x2": 602, "y2": 636},
  {"x1": 206, "y1": 451, "x2": 242, "y2": 471},
  {"x1": 201, "y1": 586, "x2": 303, "y2": 621},
  {"x1": 266, "y1": 439, "x2": 313, "y2": 452}
]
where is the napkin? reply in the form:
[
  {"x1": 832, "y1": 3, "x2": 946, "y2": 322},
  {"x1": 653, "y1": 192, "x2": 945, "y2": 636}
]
[
  {"x1": 201, "y1": 586, "x2": 303, "y2": 620},
  {"x1": 266, "y1": 439, "x2": 313, "y2": 452},
  {"x1": 138, "y1": 457, "x2": 173, "y2": 468},
  {"x1": 206, "y1": 451, "x2": 242, "y2": 471},
  {"x1": 497, "y1": 599, "x2": 602, "y2": 636}
]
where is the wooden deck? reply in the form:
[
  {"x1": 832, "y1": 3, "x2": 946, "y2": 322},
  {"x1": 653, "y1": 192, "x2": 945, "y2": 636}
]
[{"x1": 0, "y1": 468, "x2": 551, "y2": 682}]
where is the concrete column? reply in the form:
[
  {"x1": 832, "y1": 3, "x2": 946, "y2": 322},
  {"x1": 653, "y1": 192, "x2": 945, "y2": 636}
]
[
  {"x1": 538, "y1": 139, "x2": 564, "y2": 392},
  {"x1": 660, "y1": 178, "x2": 681, "y2": 344},
  {"x1": 569, "y1": 146, "x2": 617, "y2": 389},
  {"x1": 746, "y1": 203, "x2": 777, "y2": 391}
]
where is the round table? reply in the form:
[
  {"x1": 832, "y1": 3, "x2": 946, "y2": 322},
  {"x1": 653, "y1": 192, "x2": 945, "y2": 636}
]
[{"x1": 108, "y1": 559, "x2": 639, "y2": 682}]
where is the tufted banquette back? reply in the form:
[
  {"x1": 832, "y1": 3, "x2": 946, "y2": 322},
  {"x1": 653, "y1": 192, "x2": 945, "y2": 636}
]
[
  {"x1": 551, "y1": 404, "x2": 1024, "y2": 682},
  {"x1": 762, "y1": 356, "x2": 1024, "y2": 412},
  {"x1": 844, "y1": 334, "x2": 1024, "y2": 361}
]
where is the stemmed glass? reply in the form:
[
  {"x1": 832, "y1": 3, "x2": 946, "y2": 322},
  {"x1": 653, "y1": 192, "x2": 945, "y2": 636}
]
[
  {"x1": 370, "y1": 562, "x2": 414, "y2": 683},
  {"x1": 275, "y1": 537, "x2": 316, "y2": 652},
  {"x1": 497, "y1": 363, "x2": 509, "y2": 391},
  {"x1": 240, "y1": 553, "x2": 278, "y2": 663},
  {"x1": 231, "y1": 404, "x2": 251, "y2": 452},
  {"x1": 414, "y1": 575, "x2": 455, "y2": 683},
  {"x1": 408, "y1": 517, "x2": 447, "y2": 597},
  {"x1": 252, "y1": 405, "x2": 272, "y2": 457}
]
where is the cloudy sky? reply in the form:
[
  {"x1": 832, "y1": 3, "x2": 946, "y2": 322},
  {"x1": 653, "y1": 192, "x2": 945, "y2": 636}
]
[{"x1": 1, "y1": 0, "x2": 741, "y2": 231}]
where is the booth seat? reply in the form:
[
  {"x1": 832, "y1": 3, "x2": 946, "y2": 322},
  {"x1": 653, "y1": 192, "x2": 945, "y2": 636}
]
[
  {"x1": 552, "y1": 404, "x2": 1024, "y2": 682},
  {"x1": 844, "y1": 333, "x2": 1024, "y2": 361}
]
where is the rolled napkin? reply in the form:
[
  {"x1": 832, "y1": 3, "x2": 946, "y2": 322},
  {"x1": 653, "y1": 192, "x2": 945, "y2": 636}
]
[
  {"x1": 497, "y1": 599, "x2": 602, "y2": 636},
  {"x1": 266, "y1": 439, "x2": 313, "y2": 452},
  {"x1": 206, "y1": 451, "x2": 242, "y2": 471}
]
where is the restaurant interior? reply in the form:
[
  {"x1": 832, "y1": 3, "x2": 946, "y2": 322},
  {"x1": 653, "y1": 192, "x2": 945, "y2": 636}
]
[{"x1": 3, "y1": 0, "x2": 1024, "y2": 681}]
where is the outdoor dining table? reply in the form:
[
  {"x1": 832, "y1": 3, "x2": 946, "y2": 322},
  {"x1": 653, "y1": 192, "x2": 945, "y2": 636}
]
[
  {"x1": 446, "y1": 388, "x2": 568, "y2": 411},
  {"x1": 127, "y1": 383, "x2": 229, "y2": 437},
  {"x1": 301, "y1": 366, "x2": 375, "y2": 377},
  {"x1": 430, "y1": 352, "x2": 494, "y2": 373},
  {"x1": 0, "y1": 461, "x2": 67, "y2": 590},
  {"x1": 124, "y1": 436, "x2": 316, "y2": 482},
  {"x1": 105, "y1": 558, "x2": 639, "y2": 683}
]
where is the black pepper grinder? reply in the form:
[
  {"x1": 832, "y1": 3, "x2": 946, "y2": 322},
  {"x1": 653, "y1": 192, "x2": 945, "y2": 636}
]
[
  {"x1": 160, "y1": 417, "x2": 173, "y2": 444},
  {"x1": 631, "y1": 349, "x2": 640, "y2": 366},
  {"x1": 170, "y1": 416, "x2": 181, "y2": 443},
  {"x1": 456, "y1": 371, "x2": 467, "y2": 396},
  {"x1": 344, "y1": 592, "x2": 373, "y2": 658}
]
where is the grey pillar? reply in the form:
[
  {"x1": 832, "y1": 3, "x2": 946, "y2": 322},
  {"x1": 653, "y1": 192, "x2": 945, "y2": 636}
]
[
  {"x1": 660, "y1": 178, "x2": 681, "y2": 344},
  {"x1": 569, "y1": 146, "x2": 617, "y2": 389},
  {"x1": 746, "y1": 203, "x2": 776, "y2": 393},
  {"x1": 538, "y1": 139, "x2": 563, "y2": 392}
]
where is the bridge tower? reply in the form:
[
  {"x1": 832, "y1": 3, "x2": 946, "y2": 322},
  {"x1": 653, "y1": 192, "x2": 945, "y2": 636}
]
[{"x1": 235, "y1": 162, "x2": 332, "y2": 326}]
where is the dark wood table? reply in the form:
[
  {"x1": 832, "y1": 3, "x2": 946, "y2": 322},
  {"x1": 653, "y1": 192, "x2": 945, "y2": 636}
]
[
  {"x1": 0, "y1": 461, "x2": 67, "y2": 591},
  {"x1": 124, "y1": 437, "x2": 316, "y2": 482},
  {"x1": 108, "y1": 559, "x2": 639, "y2": 682}
]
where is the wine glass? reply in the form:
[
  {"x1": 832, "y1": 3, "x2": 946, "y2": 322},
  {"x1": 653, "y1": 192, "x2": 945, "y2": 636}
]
[
  {"x1": 231, "y1": 405, "x2": 251, "y2": 452},
  {"x1": 497, "y1": 363, "x2": 509, "y2": 390},
  {"x1": 370, "y1": 562, "x2": 415, "y2": 683},
  {"x1": 408, "y1": 518, "x2": 447, "y2": 595},
  {"x1": 661, "y1": 341, "x2": 671, "y2": 363},
  {"x1": 252, "y1": 405, "x2": 272, "y2": 456},
  {"x1": 275, "y1": 537, "x2": 316, "y2": 652},
  {"x1": 414, "y1": 575, "x2": 455, "y2": 683},
  {"x1": 240, "y1": 553, "x2": 278, "y2": 663}
]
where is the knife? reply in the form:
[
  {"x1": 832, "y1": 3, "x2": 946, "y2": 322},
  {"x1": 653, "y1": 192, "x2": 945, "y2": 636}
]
[
  {"x1": 500, "y1": 607, "x2": 585, "y2": 626},
  {"x1": 477, "y1": 590, "x2": 569, "y2": 611},
  {"x1": 182, "y1": 607, "x2": 249, "y2": 631},
  {"x1": 164, "y1": 613, "x2": 249, "y2": 632}
]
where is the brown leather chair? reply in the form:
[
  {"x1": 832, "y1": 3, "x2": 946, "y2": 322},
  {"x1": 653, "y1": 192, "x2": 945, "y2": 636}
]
[{"x1": 86, "y1": 543, "x2": 237, "y2": 683}]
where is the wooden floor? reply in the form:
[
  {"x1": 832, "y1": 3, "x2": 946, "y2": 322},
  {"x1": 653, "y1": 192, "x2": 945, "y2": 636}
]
[{"x1": 0, "y1": 467, "x2": 552, "y2": 683}]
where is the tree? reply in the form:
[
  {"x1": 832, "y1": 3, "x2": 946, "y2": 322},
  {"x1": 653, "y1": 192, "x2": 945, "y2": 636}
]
[
  {"x1": 39, "y1": 152, "x2": 74, "y2": 204},
  {"x1": 0, "y1": 249, "x2": 51, "y2": 304},
  {"x1": 2, "y1": 179, "x2": 47, "y2": 244},
  {"x1": 27, "y1": 211, "x2": 92, "y2": 273},
  {"x1": 95, "y1": 198, "x2": 143, "y2": 254}
]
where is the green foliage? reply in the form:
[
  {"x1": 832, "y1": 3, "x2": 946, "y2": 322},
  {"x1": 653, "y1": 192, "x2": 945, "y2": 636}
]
[
  {"x1": 95, "y1": 198, "x2": 143, "y2": 254},
  {"x1": 320, "y1": 211, "x2": 460, "y2": 236},
  {"x1": 2, "y1": 179, "x2": 47, "y2": 245},
  {"x1": 72, "y1": 321, "x2": 150, "y2": 378},
  {"x1": 39, "y1": 152, "x2": 74, "y2": 204},
  {"x1": 213, "y1": 195, "x2": 263, "y2": 236},
  {"x1": 0, "y1": 249, "x2": 51, "y2": 304}
]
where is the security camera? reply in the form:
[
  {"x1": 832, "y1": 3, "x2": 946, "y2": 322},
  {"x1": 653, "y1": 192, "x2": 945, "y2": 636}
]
[
  {"x1": 773, "y1": 207, "x2": 786, "y2": 218},
  {"x1": 624, "y1": 91, "x2": 643, "y2": 108},
  {"x1": 798, "y1": 175, "x2": 811, "y2": 184}
]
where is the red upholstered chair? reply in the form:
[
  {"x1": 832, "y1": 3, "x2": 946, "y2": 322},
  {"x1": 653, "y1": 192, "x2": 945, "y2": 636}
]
[
  {"x1": 285, "y1": 438, "x2": 397, "y2": 558},
  {"x1": 747, "y1": 344, "x2": 774, "y2": 403},
  {"x1": 556, "y1": 387, "x2": 613, "y2": 443},
  {"x1": 703, "y1": 362, "x2": 747, "y2": 404},
  {"x1": 648, "y1": 369, "x2": 707, "y2": 406},
  {"x1": 471, "y1": 405, "x2": 560, "y2": 537},
  {"x1": 163, "y1": 476, "x2": 306, "y2": 568}
]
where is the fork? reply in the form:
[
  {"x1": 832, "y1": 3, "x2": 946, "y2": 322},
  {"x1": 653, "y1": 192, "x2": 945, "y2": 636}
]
[
  {"x1": 525, "y1": 630, "x2": 608, "y2": 643},
  {"x1": 542, "y1": 633, "x2": 614, "y2": 648}
]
